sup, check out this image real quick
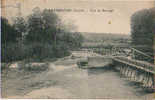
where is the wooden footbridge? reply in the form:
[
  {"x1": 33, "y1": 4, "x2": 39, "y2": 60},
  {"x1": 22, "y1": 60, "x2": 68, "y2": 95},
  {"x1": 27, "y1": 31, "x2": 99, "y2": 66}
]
[
  {"x1": 78, "y1": 46, "x2": 155, "y2": 91},
  {"x1": 112, "y1": 56, "x2": 154, "y2": 90}
]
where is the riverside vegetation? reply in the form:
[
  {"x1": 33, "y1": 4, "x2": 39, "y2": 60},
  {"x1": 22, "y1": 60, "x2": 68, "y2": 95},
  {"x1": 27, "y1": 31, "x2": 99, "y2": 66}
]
[{"x1": 1, "y1": 7, "x2": 84, "y2": 67}]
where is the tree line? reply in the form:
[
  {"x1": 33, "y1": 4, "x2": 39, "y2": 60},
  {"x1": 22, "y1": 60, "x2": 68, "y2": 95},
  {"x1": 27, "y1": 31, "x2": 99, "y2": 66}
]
[{"x1": 1, "y1": 7, "x2": 84, "y2": 62}]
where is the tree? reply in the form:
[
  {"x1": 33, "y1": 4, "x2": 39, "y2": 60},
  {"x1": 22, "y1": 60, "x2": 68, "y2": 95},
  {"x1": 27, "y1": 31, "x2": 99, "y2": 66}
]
[
  {"x1": 130, "y1": 8, "x2": 155, "y2": 62},
  {"x1": 25, "y1": 7, "x2": 84, "y2": 48},
  {"x1": 1, "y1": 17, "x2": 21, "y2": 44},
  {"x1": 26, "y1": 7, "x2": 60, "y2": 44},
  {"x1": 13, "y1": 17, "x2": 27, "y2": 37},
  {"x1": 1, "y1": 17, "x2": 23, "y2": 62},
  {"x1": 1, "y1": 7, "x2": 84, "y2": 62},
  {"x1": 68, "y1": 32, "x2": 84, "y2": 49}
]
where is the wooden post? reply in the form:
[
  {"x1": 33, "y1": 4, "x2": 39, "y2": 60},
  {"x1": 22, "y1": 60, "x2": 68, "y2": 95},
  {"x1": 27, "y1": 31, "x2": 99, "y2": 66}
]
[
  {"x1": 128, "y1": 67, "x2": 133, "y2": 81},
  {"x1": 125, "y1": 65, "x2": 129, "y2": 77},
  {"x1": 141, "y1": 72, "x2": 148, "y2": 89},
  {"x1": 131, "y1": 69, "x2": 136, "y2": 81},
  {"x1": 120, "y1": 65, "x2": 123, "y2": 77},
  {"x1": 143, "y1": 72, "x2": 149, "y2": 88},
  {"x1": 131, "y1": 48, "x2": 135, "y2": 59},
  {"x1": 126, "y1": 65, "x2": 130, "y2": 78},
  {"x1": 153, "y1": 34, "x2": 155, "y2": 97},
  {"x1": 145, "y1": 73, "x2": 152, "y2": 88}
]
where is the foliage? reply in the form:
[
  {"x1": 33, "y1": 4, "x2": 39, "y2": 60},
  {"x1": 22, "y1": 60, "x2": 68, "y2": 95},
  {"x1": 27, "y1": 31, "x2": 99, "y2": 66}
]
[
  {"x1": 26, "y1": 8, "x2": 60, "y2": 44},
  {"x1": 1, "y1": 7, "x2": 83, "y2": 62},
  {"x1": 130, "y1": 8, "x2": 155, "y2": 62},
  {"x1": 1, "y1": 43, "x2": 25, "y2": 62},
  {"x1": 57, "y1": 32, "x2": 84, "y2": 50},
  {"x1": 1, "y1": 17, "x2": 23, "y2": 62},
  {"x1": 1, "y1": 42, "x2": 70, "y2": 62},
  {"x1": 13, "y1": 17, "x2": 27, "y2": 36},
  {"x1": 131, "y1": 8, "x2": 155, "y2": 45},
  {"x1": 1, "y1": 17, "x2": 21, "y2": 44}
]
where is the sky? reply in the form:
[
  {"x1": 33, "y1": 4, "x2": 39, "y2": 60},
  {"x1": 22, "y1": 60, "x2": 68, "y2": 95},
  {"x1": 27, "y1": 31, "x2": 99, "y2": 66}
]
[{"x1": 1, "y1": 0, "x2": 155, "y2": 34}]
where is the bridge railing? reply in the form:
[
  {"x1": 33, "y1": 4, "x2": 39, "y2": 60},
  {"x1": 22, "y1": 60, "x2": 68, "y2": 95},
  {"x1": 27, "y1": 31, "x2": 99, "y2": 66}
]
[{"x1": 113, "y1": 56, "x2": 155, "y2": 74}]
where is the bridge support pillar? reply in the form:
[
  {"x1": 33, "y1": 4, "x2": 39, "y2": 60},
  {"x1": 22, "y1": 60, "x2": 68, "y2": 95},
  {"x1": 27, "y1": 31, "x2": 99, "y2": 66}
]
[
  {"x1": 130, "y1": 69, "x2": 137, "y2": 81},
  {"x1": 112, "y1": 57, "x2": 154, "y2": 92}
]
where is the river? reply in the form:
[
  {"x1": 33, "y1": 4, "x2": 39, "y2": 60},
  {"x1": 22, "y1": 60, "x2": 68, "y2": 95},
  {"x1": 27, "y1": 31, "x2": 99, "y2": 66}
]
[{"x1": 1, "y1": 52, "x2": 154, "y2": 99}]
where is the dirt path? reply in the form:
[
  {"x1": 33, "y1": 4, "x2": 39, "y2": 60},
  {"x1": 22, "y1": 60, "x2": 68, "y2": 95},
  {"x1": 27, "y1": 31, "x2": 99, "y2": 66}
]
[{"x1": 2, "y1": 58, "x2": 154, "y2": 99}]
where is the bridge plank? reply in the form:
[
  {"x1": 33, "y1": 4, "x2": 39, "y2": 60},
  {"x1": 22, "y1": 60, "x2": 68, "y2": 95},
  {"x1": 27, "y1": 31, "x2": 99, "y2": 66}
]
[{"x1": 112, "y1": 57, "x2": 155, "y2": 74}]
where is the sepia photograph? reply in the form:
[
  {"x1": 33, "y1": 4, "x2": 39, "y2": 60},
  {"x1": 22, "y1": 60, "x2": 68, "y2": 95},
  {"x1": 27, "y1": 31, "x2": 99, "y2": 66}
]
[{"x1": 1, "y1": 0, "x2": 155, "y2": 99}]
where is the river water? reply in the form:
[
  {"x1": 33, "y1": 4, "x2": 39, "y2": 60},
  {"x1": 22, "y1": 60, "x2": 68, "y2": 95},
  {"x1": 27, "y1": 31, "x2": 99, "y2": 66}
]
[{"x1": 2, "y1": 52, "x2": 154, "y2": 99}]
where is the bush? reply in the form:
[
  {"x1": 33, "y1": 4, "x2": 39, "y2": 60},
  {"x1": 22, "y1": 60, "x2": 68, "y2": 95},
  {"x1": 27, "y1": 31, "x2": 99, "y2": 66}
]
[
  {"x1": 1, "y1": 43, "x2": 26, "y2": 62},
  {"x1": 24, "y1": 43, "x2": 55, "y2": 60},
  {"x1": 1, "y1": 42, "x2": 71, "y2": 63},
  {"x1": 52, "y1": 42, "x2": 70, "y2": 58}
]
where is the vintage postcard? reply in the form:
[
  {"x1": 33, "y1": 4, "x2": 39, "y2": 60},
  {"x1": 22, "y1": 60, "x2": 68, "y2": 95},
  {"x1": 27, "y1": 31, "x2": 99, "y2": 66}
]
[{"x1": 1, "y1": 0, "x2": 155, "y2": 99}]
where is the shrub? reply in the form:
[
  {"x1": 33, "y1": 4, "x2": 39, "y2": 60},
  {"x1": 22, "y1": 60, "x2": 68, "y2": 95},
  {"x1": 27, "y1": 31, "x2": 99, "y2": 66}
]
[
  {"x1": 1, "y1": 43, "x2": 26, "y2": 62},
  {"x1": 52, "y1": 42, "x2": 70, "y2": 58},
  {"x1": 24, "y1": 43, "x2": 55, "y2": 60},
  {"x1": 1, "y1": 42, "x2": 70, "y2": 63}
]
